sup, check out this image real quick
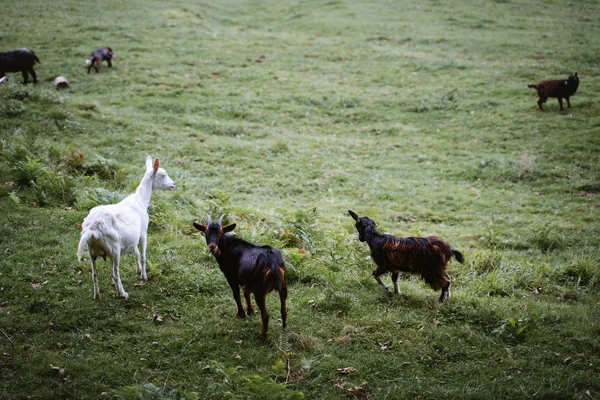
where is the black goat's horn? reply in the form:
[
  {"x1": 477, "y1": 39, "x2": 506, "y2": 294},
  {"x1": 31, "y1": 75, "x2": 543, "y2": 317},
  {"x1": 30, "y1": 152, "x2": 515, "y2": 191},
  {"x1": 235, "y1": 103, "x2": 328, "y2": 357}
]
[
  {"x1": 217, "y1": 214, "x2": 225, "y2": 224},
  {"x1": 206, "y1": 214, "x2": 212, "y2": 224}
]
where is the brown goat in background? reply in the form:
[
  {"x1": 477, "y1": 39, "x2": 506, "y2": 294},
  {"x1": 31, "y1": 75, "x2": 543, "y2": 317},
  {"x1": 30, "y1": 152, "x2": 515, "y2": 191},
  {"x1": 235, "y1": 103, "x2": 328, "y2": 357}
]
[
  {"x1": 87, "y1": 47, "x2": 114, "y2": 74},
  {"x1": 349, "y1": 210, "x2": 464, "y2": 303},
  {"x1": 528, "y1": 72, "x2": 579, "y2": 111}
]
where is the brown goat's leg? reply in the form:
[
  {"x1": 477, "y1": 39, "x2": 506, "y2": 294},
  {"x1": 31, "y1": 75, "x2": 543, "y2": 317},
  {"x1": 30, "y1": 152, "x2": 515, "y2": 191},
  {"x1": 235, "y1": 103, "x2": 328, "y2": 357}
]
[
  {"x1": 537, "y1": 98, "x2": 544, "y2": 111},
  {"x1": 391, "y1": 272, "x2": 400, "y2": 294},
  {"x1": 254, "y1": 292, "x2": 269, "y2": 341},
  {"x1": 243, "y1": 286, "x2": 255, "y2": 315},
  {"x1": 439, "y1": 273, "x2": 451, "y2": 303},
  {"x1": 373, "y1": 270, "x2": 392, "y2": 294}
]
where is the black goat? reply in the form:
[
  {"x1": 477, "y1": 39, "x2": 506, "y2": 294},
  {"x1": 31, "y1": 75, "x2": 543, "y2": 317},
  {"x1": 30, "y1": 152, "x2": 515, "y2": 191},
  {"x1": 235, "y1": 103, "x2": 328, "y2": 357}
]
[
  {"x1": 527, "y1": 73, "x2": 579, "y2": 111},
  {"x1": 349, "y1": 210, "x2": 464, "y2": 303},
  {"x1": 87, "y1": 47, "x2": 114, "y2": 74},
  {"x1": 0, "y1": 48, "x2": 40, "y2": 85},
  {"x1": 193, "y1": 215, "x2": 287, "y2": 340}
]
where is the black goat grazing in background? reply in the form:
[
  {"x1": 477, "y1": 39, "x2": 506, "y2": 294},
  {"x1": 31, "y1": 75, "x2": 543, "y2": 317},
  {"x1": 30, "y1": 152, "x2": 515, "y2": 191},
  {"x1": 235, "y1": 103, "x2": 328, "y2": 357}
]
[
  {"x1": 528, "y1": 72, "x2": 579, "y2": 111},
  {"x1": 349, "y1": 210, "x2": 464, "y2": 303},
  {"x1": 193, "y1": 215, "x2": 287, "y2": 340},
  {"x1": 87, "y1": 47, "x2": 114, "y2": 74},
  {"x1": 0, "y1": 48, "x2": 40, "y2": 85}
]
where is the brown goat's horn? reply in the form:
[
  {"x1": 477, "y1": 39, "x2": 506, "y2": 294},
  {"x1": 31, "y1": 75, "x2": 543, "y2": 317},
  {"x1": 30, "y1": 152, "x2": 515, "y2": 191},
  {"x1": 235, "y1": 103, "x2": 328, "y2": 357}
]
[{"x1": 217, "y1": 214, "x2": 225, "y2": 225}]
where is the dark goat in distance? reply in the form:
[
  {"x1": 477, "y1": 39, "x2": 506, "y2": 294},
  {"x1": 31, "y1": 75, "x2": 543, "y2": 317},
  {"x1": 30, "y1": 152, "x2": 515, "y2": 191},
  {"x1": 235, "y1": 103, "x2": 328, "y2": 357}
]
[
  {"x1": 0, "y1": 48, "x2": 40, "y2": 85},
  {"x1": 193, "y1": 215, "x2": 287, "y2": 340},
  {"x1": 528, "y1": 72, "x2": 579, "y2": 111},
  {"x1": 349, "y1": 210, "x2": 464, "y2": 303},
  {"x1": 87, "y1": 47, "x2": 114, "y2": 74}
]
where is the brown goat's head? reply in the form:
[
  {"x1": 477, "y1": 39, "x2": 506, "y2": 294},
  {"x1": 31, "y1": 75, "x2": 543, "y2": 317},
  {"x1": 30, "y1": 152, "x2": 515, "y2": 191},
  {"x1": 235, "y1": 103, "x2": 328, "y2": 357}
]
[
  {"x1": 193, "y1": 214, "x2": 236, "y2": 256},
  {"x1": 348, "y1": 210, "x2": 377, "y2": 242}
]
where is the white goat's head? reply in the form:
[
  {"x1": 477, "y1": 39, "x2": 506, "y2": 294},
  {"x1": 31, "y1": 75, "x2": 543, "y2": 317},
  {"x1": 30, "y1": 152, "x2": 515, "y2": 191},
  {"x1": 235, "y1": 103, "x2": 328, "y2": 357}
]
[{"x1": 145, "y1": 156, "x2": 176, "y2": 190}]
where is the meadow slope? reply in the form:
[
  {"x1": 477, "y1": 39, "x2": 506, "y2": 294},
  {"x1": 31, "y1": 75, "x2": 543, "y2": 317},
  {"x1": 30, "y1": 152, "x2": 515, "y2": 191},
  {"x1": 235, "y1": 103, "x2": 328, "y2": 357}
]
[{"x1": 1, "y1": 0, "x2": 599, "y2": 399}]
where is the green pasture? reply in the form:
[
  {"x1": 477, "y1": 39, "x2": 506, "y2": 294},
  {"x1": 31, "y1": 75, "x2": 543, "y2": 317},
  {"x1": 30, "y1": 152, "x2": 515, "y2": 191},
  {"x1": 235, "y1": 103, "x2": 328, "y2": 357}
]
[{"x1": 1, "y1": 0, "x2": 599, "y2": 398}]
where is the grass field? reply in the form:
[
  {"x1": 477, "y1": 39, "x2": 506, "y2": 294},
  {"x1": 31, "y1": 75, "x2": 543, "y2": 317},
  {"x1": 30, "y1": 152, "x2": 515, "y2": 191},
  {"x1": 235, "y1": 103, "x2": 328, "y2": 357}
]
[{"x1": 1, "y1": 0, "x2": 600, "y2": 398}]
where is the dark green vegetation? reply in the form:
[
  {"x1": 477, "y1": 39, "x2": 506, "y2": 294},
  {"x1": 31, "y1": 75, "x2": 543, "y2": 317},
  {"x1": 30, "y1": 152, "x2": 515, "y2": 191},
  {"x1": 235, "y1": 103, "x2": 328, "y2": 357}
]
[{"x1": 1, "y1": 0, "x2": 599, "y2": 398}]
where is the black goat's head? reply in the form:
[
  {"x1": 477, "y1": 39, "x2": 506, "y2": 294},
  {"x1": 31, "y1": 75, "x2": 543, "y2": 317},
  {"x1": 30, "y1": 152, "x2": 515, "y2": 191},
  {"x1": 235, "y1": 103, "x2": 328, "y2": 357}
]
[
  {"x1": 567, "y1": 72, "x2": 579, "y2": 87},
  {"x1": 193, "y1": 214, "x2": 236, "y2": 256},
  {"x1": 348, "y1": 210, "x2": 377, "y2": 242}
]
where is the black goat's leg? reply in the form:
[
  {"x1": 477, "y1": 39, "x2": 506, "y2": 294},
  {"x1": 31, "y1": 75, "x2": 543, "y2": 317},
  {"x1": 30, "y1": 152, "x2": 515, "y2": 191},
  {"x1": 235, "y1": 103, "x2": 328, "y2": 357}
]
[
  {"x1": 230, "y1": 285, "x2": 246, "y2": 318},
  {"x1": 391, "y1": 272, "x2": 400, "y2": 294},
  {"x1": 243, "y1": 286, "x2": 255, "y2": 315},
  {"x1": 279, "y1": 282, "x2": 288, "y2": 329},
  {"x1": 558, "y1": 98, "x2": 564, "y2": 111},
  {"x1": 254, "y1": 292, "x2": 269, "y2": 341},
  {"x1": 566, "y1": 97, "x2": 571, "y2": 108}
]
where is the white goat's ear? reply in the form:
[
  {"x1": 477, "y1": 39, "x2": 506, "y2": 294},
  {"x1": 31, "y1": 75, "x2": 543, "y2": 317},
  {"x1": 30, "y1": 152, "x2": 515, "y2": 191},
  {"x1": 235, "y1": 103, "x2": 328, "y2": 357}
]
[
  {"x1": 193, "y1": 222, "x2": 207, "y2": 232},
  {"x1": 153, "y1": 158, "x2": 160, "y2": 174},
  {"x1": 145, "y1": 156, "x2": 153, "y2": 171}
]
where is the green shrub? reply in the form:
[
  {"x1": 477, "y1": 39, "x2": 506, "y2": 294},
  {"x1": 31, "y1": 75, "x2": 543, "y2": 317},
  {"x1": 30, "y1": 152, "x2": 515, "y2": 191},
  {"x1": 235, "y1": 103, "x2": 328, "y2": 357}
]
[
  {"x1": 468, "y1": 249, "x2": 502, "y2": 275},
  {"x1": 555, "y1": 254, "x2": 600, "y2": 289},
  {"x1": 317, "y1": 289, "x2": 358, "y2": 315},
  {"x1": 528, "y1": 225, "x2": 566, "y2": 253},
  {"x1": 1, "y1": 143, "x2": 78, "y2": 207},
  {"x1": 200, "y1": 361, "x2": 305, "y2": 399},
  {"x1": 76, "y1": 187, "x2": 126, "y2": 210},
  {"x1": 491, "y1": 317, "x2": 530, "y2": 344}
]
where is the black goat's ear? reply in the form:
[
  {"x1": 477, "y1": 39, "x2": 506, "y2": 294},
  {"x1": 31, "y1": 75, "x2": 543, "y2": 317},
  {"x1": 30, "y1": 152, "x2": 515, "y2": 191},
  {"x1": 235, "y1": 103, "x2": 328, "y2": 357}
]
[
  {"x1": 348, "y1": 210, "x2": 359, "y2": 221},
  {"x1": 193, "y1": 222, "x2": 207, "y2": 232},
  {"x1": 223, "y1": 223, "x2": 236, "y2": 233}
]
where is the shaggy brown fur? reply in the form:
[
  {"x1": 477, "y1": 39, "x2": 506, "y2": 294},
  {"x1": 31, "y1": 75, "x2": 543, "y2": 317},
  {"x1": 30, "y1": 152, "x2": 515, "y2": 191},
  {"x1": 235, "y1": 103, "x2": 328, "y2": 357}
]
[
  {"x1": 528, "y1": 73, "x2": 579, "y2": 111},
  {"x1": 349, "y1": 210, "x2": 464, "y2": 302}
]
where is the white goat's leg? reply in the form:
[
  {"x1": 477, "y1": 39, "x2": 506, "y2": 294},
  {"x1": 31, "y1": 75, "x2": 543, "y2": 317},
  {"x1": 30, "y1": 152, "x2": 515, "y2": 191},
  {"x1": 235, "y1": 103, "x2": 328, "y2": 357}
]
[
  {"x1": 133, "y1": 246, "x2": 143, "y2": 277},
  {"x1": 139, "y1": 234, "x2": 148, "y2": 281},
  {"x1": 111, "y1": 253, "x2": 128, "y2": 299},
  {"x1": 90, "y1": 254, "x2": 100, "y2": 300}
]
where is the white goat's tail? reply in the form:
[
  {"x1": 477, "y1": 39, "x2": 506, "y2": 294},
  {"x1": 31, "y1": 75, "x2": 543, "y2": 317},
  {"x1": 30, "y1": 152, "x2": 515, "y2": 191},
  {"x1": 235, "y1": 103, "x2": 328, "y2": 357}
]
[{"x1": 77, "y1": 230, "x2": 94, "y2": 261}]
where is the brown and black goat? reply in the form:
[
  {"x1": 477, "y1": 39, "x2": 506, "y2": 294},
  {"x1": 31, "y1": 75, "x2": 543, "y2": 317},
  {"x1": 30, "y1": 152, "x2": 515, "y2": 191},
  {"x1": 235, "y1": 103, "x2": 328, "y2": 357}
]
[
  {"x1": 87, "y1": 47, "x2": 114, "y2": 74},
  {"x1": 349, "y1": 210, "x2": 464, "y2": 303},
  {"x1": 193, "y1": 215, "x2": 287, "y2": 340},
  {"x1": 527, "y1": 72, "x2": 579, "y2": 111},
  {"x1": 0, "y1": 48, "x2": 40, "y2": 85}
]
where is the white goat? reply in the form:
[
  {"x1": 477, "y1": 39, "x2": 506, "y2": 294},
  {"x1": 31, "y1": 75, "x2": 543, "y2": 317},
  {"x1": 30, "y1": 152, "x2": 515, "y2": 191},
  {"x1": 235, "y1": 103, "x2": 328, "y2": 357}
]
[{"x1": 77, "y1": 156, "x2": 175, "y2": 299}]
